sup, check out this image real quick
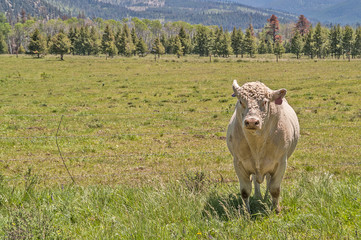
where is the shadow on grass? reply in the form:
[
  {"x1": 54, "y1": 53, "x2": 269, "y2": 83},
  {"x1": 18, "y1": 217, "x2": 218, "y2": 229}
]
[{"x1": 202, "y1": 192, "x2": 272, "y2": 220}]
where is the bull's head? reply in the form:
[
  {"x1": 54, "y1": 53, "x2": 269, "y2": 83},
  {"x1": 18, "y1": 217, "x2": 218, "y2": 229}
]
[{"x1": 232, "y1": 80, "x2": 287, "y2": 131}]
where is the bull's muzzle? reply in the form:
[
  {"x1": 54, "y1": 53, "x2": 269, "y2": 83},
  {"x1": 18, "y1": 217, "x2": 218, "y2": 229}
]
[{"x1": 244, "y1": 117, "x2": 260, "y2": 130}]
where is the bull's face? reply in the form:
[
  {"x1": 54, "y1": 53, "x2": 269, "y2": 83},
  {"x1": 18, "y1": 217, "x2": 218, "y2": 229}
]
[{"x1": 232, "y1": 80, "x2": 286, "y2": 132}]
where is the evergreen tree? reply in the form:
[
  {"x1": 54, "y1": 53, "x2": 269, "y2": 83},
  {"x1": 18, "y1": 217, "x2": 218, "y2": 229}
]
[
  {"x1": 295, "y1": 15, "x2": 311, "y2": 37},
  {"x1": 117, "y1": 24, "x2": 135, "y2": 57},
  {"x1": 0, "y1": 32, "x2": 7, "y2": 54},
  {"x1": 136, "y1": 37, "x2": 148, "y2": 57},
  {"x1": 266, "y1": 14, "x2": 280, "y2": 43},
  {"x1": 173, "y1": 36, "x2": 184, "y2": 58},
  {"x1": 243, "y1": 26, "x2": 257, "y2": 57},
  {"x1": 74, "y1": 26, "x2": 91, "y2": 55},
  {"x1": 130, "y1": 27, "x2": 138, "y2": 55},
  {"x1": 329, "y1": 25, "x2": 343, "y2": 58},
  {"x1": 352, "y1": 27, "x2": 361, "y2": 58},
  {"x1": 68, "y1": 27, "x2": 77, "y2": 55},
  {"x1": 258, "y1": 40, "x2": 267, "y2": 54},
  {"x1": 49, "y1": 30, "x2": 71, "y2": 60},
  {"x1": 194, "y1": 25, "x2": 209, "y2": 56},
  {"x1": 274, "y1": 39, "x2": 285, "y2": 62},
  {"x1": 266, "y1": 37, "x2": 274, "y2": 54},
  {"x1": 220, "y1": 31, "x2": 233, "y2": 57},
  {"x1": 342, "y1": 25, "x2": 354, "y2": 59},
  {"x1": 290, "y1": 31, "x2": 303, "y2": 59},
  {"x1": 28, "y1": 28, "x2": 45, "y2": 58},
  {"x1": 151, "y1": 37, "x2": 165, "y2": 61},
  {"x1": 303, "y1": 27, "x2": 316, "y2": 59},
  {"x1": 89, "y1": 27, "x2": 100, "y2": 55},
  {"x1": 231, "y1": 27, "x2": 243, "y2": 57},
  {"x1": 314, "y1": 23, "x2": 324, "y2": 58},
  {"x1": 178, "y1": 26, "x2": 191, "y2": 55},
  {"x1": 101, "y1": 25, "x2": 117, "y2": 58},
  {"x1": 213, "y1": 27, "x2": 223, "y2": 57}
]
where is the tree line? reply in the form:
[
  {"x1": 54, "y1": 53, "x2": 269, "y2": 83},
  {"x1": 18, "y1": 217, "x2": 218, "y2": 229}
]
[{"x1": 1, "y1": 13, "x2": 361, "y2": 60}]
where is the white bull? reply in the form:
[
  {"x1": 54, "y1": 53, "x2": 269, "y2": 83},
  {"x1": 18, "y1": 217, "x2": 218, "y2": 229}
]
[{"x1": 226, "y1": 80, "x2": 300, "y2": 213}]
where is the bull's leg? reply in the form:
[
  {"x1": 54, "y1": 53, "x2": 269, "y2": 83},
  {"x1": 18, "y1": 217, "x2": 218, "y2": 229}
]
[
  {"x1": 234, "y1": 159, "x2": 252, "y2": 214},
  {"x1": 252, "y1": 175, "x2": 262, "y2": 199},
  {"x1": 264, "y1": 173, "x2": 271, "y2": 201},
  {"x1": 269, "y1": 160, "x2": 287, "y2": 214}
]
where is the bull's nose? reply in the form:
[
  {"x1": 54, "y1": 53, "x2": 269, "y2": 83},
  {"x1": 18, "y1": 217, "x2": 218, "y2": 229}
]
[{"x1": 244, "y1": 118, "x2": 260, "y2": 129}]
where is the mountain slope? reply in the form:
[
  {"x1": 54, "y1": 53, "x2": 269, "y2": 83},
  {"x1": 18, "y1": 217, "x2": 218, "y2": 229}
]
[
  {"x1": 232, "y1": 0, "x2": 361, "y2": 24},
  {"x1": 1, "y1": 0, "x2": 298, "y2": 29},
  {"x1": 0, "y1": 0, "x2": 62, "y2": 22}
]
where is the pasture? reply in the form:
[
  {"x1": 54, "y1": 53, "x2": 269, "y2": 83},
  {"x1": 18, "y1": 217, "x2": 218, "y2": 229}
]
[{"x1": 0, "y1": 54, "x2": 360, "y2": 238}]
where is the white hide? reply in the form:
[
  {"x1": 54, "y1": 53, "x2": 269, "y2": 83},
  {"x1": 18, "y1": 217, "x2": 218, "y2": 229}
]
[{"x1": 226, "y1": 81, "x2": 300, "y2": 213}]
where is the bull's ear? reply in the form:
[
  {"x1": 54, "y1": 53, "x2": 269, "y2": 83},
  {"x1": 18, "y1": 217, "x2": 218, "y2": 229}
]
[
  {"x1": 232, "y1": 80, "x2": 241, "y2": 97},
  {"x1": 272, "y1": 88, "x2": 287, "y2": 105}
]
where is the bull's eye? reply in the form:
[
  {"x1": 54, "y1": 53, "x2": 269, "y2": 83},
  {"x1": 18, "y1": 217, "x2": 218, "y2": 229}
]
[{"x1": 239, "y1": 100, "x2": 246, "y2": 108}]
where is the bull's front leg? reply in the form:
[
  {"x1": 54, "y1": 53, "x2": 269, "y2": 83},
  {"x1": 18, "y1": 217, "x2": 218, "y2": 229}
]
[
  {"x1": 269, "y1": 158, "x2": 287, "y2": 214},
  {"x1": 234, "y1": 158, "x2": 252, "y2": 214}
]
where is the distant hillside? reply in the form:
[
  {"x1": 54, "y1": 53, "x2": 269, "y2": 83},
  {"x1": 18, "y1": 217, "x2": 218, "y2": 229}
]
[
  {"x1": 0, "y1": 0, "x2": 62, "y2": 22},
  {"x1": 232, "y1": 0, "x2": 361, "y2": 24},
  {"x1": 1, "y1": 0, "x2": 298, "y2": 29}
]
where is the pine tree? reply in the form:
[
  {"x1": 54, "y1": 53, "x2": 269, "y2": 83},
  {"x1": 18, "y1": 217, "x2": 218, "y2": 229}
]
[
  {"x1": 130, "y1": 27, "x2": 138, "y2": 55},
  {"x1": 151, "y1": 37, "x2": 165, "y2": 61},
  {"x1": 342, "y1": 25, "x2": 354, "y2": 60},
  {"x1": 329, "y1": 25, "x2": 343, "y2": 58},
  {"x1": 0, "y1": 32, "x2": 8, "y2": 54},
  {"x1": 28, "y1": 28, "x2": 45, "y2": 58},
  {"x1": 101, "y1": 25, "x2": 117, "y2": 58},
  {"x1": 173, "y1": 36, "x2": 184, "y2": 58},
  {"x1": 117, "y1": 24, "x2": 135, "y2": 57},
  {"x1": 303, "y1": 27, "x2": 316, "y2": 59},
  {"x1": 136, "y1": 37, "x2": 148, "y2": 57},
  {"x1": 220, "y1": 31, "x2": 232, "y2": 57},
  {"x1": 68, "y1": 27, "x2": 77, "y2": 55},
  {"x1": 274, "y1": 39, "x2": 285, "y2": 62},
  {"x1": 213, "y1": 27, "x2": 223, "y2": 57},
  {"x1": 89, "y1": 27, "x2": 100, "y2": 55},
  {"x1": 295, "y1": 15, "x2": 311, "y2": 37},
  {"x1": 49, "y1": 31, "x2": 71, "y2": 60},
  {"x1": 243, "y1": 26, "x2": 257, "y2": 57},
  {"x1": 352, "y1": 27, "x2": 361, "y2": 58},
  {"x1": 178, "y1": 26, "x2": 191, "y2": 55},
  {"x1": 231, "y1": 27, "x2": 243, "y2": 57},
  {"x1": 266, "y1": 14, "x2": 280, "y2": 43},
  {"x1": 314, "y1": 23, "x2": 324, "y2": 58},
  {"x1": 74, "y1": 26, "x2": 91, "y2": 55},
  {"x1": 194, "y1": 25, "x2": 209, "y2": 57},
  {"x1": 290, "y1": 31, "x2": 303, "y2": 59}
]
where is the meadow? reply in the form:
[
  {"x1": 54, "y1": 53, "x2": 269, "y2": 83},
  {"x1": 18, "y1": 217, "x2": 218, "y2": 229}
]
[{"x1": 0, "y1": 54, "x2": 360, "y2": 239}]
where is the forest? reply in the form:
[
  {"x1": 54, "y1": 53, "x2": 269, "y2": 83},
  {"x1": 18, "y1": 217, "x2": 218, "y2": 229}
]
[{"x1": 1, "y1": 12, "x2": 361, "y2": 60}]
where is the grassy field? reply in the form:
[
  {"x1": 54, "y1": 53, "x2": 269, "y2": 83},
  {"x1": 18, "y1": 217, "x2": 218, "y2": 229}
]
[{"x1": 0, "y1": 54, "x2": 360, "y2": 238}]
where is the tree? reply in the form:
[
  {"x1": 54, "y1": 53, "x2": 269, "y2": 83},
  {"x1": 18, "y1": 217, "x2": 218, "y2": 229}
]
[
  {"x1": 303, "y1": 27, "x2": 316, "y2": 59},
  {"x1": 178, "y1": 26, "x2": 191, "y2": 55},
  {"x1": 89, "y1": 27, "x2": 100, "y2": 55},
  {"x1": 295, "y1": 15, "x2": 311, "y2": 36},
  {"x1": 274, "y1": 39, "x2": 285, "y2": 62},
  {"x1": 28, "y1": 28, "x2": 45, "y2": 58},
  {"x1": 116, "y1": 24, "x2": 135, "y2": 57},
  {"x1": 68, "y1": 27, "x2": 77, "y2": 55},
  {"x1": 329, "y1": 25, "x2": 343, "y2": 58},
  {"x1": 136, "y1": 37, "x2": 148, "y2": 57},
  {"x1": 243, "y1": 25, "x2": 257, "y2": 57},
  {"x1": 231, "y1": 27, "x2": 243, "y2": 57},
  {"x1": 49, "y1": 31, "x2": 71, "y2": 60},
  {"x1": 74, "y1": 26, "x2": 91, "y2": 55},
  {"x1": 0, "y1": 32, "x2": 8, "y2": 54},
  {"x1": 101, "y1": 25, "x2": 117, "y2": 58},
  {"x1": 266, "y1": 14, "x2": 280, "y2": 43},
  {"x1": 352, "y1": 27, "x2": 361, "y2": 58},
  {"x1": 314, "y1": 23, "x2": 324, "y2": 58},
  {"x1": 194, "y1": 25, "x2": 209, "y2": 57},
  {"x1": 151, "y1": 37, "x2": 165, "y2": 61},
  {"x1": 290, "y1": 31, "x2": 303, "y2": 59},
  {"x1": 342, "y1": 25, "x2": 354, "y2": 60},
  {"x1": 173, "y1": 36, "x2": 184, "y2": 58},
  {"x1": 220, "y1": 31, "x2": 233, "y2": 57}
]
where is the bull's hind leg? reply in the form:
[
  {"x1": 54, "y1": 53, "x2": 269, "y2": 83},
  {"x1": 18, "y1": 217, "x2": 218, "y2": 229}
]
[
  {"x1": 269, "y1": 160, "x2": 287, "y2": 214},
  {"x1": 234, "y1": 159, "x2": 252, "y2": 213},
  {"x1": 252, "y1": 175, "x2": 262, "y2": 199}
]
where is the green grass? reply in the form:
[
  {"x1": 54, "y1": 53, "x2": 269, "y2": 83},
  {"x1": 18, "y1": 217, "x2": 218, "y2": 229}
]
[{"x1": 0, "y1": 54, "x2": 360, "y2": 238}]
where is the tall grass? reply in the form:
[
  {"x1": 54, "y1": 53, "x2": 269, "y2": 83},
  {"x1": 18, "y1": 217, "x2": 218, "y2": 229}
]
[{"x1": 0, "y1": 171, "x2": 360, "y2": 239}]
